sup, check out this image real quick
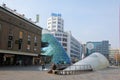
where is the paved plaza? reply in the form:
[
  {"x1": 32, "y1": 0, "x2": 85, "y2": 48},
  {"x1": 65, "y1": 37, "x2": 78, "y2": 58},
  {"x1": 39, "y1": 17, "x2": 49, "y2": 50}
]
[{"x1": 0, "y1": 66, "x2": 120, "y2": 80}]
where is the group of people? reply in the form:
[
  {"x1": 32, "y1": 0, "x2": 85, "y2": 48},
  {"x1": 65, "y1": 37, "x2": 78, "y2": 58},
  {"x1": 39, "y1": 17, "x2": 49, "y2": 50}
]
[{"x1": 48, "y1": 63, "x2": 57, "y2": 74}]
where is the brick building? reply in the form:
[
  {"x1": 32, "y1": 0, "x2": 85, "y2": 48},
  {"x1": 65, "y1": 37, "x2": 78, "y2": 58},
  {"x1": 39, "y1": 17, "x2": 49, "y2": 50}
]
[{"x1": 0, "y1": 5, "x2": 42, "y2": 66}]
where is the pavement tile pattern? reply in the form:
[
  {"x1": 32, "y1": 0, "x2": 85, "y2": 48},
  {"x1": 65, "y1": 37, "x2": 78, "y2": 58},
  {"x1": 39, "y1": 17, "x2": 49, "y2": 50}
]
[{"x1": 0, "y1": 66, "x2": 120, "y2": 80}]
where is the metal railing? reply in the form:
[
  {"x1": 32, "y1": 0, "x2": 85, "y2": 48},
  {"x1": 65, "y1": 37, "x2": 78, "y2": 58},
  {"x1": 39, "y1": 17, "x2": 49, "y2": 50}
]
[{"x1": 53, "y1": 65, "x2": 93, "y2": 75}]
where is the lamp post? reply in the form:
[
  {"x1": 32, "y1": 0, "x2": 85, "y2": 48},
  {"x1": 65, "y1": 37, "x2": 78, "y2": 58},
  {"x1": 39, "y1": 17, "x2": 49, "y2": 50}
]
[{"x1": 118, "y1": 6, "x2": 120, "y2": 65}]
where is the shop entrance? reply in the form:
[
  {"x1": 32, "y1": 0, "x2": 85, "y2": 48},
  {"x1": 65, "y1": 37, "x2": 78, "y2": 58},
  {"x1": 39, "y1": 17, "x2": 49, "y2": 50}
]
[
  {"x1": 0, "y1": 54, "x2": 4, "y2": 66},
  {"x1": 4, "y1": 54, "x2": 14, "y2": 66}
]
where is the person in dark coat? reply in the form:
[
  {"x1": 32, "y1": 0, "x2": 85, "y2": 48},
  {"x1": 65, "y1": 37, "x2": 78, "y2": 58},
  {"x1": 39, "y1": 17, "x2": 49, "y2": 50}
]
[{"x1": 41, "y1": 63, "x2": 45, "y2": 70}]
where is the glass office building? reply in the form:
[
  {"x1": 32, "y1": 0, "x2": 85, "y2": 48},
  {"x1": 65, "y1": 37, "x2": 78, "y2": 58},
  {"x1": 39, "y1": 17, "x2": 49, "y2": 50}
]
[{"x1": 86, "y1": 41, "x2": 110, "y2": 59}]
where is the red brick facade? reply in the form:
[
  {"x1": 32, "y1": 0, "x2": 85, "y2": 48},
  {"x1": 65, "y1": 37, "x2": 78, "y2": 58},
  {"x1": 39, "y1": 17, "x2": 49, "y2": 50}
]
[
  {"x1": 0, "y1": 6, "x2": 42, "y2": 66},
  {"x1": 0, "y1": 6, "x2": 42, "y2": 54}
]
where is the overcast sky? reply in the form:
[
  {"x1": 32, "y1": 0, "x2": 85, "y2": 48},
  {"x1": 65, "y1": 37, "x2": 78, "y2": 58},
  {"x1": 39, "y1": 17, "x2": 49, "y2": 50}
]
[{"x1": 0, "y1": 0, "x2": 120, "y2": 48}]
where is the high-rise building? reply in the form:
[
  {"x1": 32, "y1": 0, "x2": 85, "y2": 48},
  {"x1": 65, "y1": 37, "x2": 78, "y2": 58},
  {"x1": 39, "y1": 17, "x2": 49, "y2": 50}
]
[
  {"x1": 47, "y1": 13, "x2": 64, "y2": 32},
  {"x1": 47, "y1": 13, "x2": 83, "y2": 63},
  {"x1": 86, "y1": 40, "x2": 110, "y2": 59}
]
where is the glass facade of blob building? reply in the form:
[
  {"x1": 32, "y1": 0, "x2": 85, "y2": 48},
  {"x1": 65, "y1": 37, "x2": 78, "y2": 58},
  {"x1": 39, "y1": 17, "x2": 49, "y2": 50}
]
[
  {"x1": 41, "y1": 32, "x2": 71, "y2": 64},
  {"x1": 86, "y1": 41, "x2": 110, "y2": 59}
]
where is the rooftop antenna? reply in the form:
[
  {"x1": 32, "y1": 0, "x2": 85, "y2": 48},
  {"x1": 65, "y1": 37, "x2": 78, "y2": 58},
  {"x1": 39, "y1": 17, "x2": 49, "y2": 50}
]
[
  {"x1": 35, "y1": 14, "x2": 39, "y2": 23},
  {"x1": 2, "y1": 3, "x2": 6, "y2": 7}
]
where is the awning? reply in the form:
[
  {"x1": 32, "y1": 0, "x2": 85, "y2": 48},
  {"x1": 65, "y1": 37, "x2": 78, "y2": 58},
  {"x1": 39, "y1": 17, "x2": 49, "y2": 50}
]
[{"x1": 0, "y1": 49, "x2": 38, "y2": 56}]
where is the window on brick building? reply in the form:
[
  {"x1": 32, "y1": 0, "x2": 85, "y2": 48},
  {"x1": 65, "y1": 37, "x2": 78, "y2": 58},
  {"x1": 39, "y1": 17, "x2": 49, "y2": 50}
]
[
  {"x1": 8, "y1": 40, "x2": 12, "y2": 48},
  {"x1": 27, "y1": 35, "x2": 31, "y2": 50},
  {"x1": 27, "y1": 45, "x2": 30, "y2": 50},
  {"x1": 34, "y1": 36, "x2": 37, "y2": 45},
  {"x1": 8, "y1": 29, "x2": 13, "y2": 49},
  {"x1": 0, "y1": 24, "x2": 1, "y2": 30},
  {"x1": 18, "y1": 31, "x2": 23, "y2": 50},
  {"x1": 0, "y1": 24, "x2": 1, "y2": 42},
  {"x1": 34, "y1": 36, "x2": 37, "y2": 51},
  {"x1": 19, "y1": 31, "x2": 23, "y2": 39}
]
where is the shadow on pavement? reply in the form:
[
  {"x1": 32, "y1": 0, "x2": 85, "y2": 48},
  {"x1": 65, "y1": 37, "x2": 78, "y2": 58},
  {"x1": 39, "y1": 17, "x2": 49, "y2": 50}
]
[{"x1": 0, "y1": 65, "x2": 50, "y2": 71}]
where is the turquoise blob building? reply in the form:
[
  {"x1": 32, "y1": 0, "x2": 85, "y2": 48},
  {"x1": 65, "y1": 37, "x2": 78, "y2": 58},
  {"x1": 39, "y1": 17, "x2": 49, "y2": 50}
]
[{"x1": 41, "y1": 30, "x2": 71, "y2": 64}]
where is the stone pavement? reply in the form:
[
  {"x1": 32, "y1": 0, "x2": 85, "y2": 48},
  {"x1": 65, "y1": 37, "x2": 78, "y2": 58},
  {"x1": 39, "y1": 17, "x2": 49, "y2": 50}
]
[{"x1": 0, "y1": 66, "x2": 120, "y2": 80}]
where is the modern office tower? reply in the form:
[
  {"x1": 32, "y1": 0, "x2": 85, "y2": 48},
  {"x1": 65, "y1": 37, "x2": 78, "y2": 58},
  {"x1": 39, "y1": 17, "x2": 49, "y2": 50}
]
[
  {"x1": 0, "y1": 5, "x2": 42, "y2": 66},
  {"x1": 86, "y1": 40, "x2": 110, "y2": 59},
  {"x1": 47, "y1": 13, "x2": 83, "y2": 63},
  {"x1": 47, "y1": 13, "x2": 64, "y2": 32},
  {"x1": 68, "y1": 33, "x2": 83, "y2": 62}
]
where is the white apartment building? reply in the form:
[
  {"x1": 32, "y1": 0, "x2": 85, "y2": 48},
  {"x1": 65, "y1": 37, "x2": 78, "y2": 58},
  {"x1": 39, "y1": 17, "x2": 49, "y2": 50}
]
[
  {"x1": 47, "y1": 13, "x2": 83, "y2": 62},
  {"x1": 47, "y1": 13, "x2": 64, "y2": 32}
]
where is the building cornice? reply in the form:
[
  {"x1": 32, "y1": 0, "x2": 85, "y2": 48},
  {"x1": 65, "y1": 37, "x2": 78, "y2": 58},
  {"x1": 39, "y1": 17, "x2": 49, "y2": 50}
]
[
  {"x1": 0, "y1": 6, "x2": 42, "y2": 30},
  {"x1": 0, "y1": 49, "x2": 38, "y2": 56}
]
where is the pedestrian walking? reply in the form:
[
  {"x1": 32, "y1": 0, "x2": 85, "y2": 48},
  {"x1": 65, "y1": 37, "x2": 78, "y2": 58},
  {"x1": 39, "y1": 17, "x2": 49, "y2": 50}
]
[{"x1": 41, "y1": 63, "x2": 45, "y2": 70}]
